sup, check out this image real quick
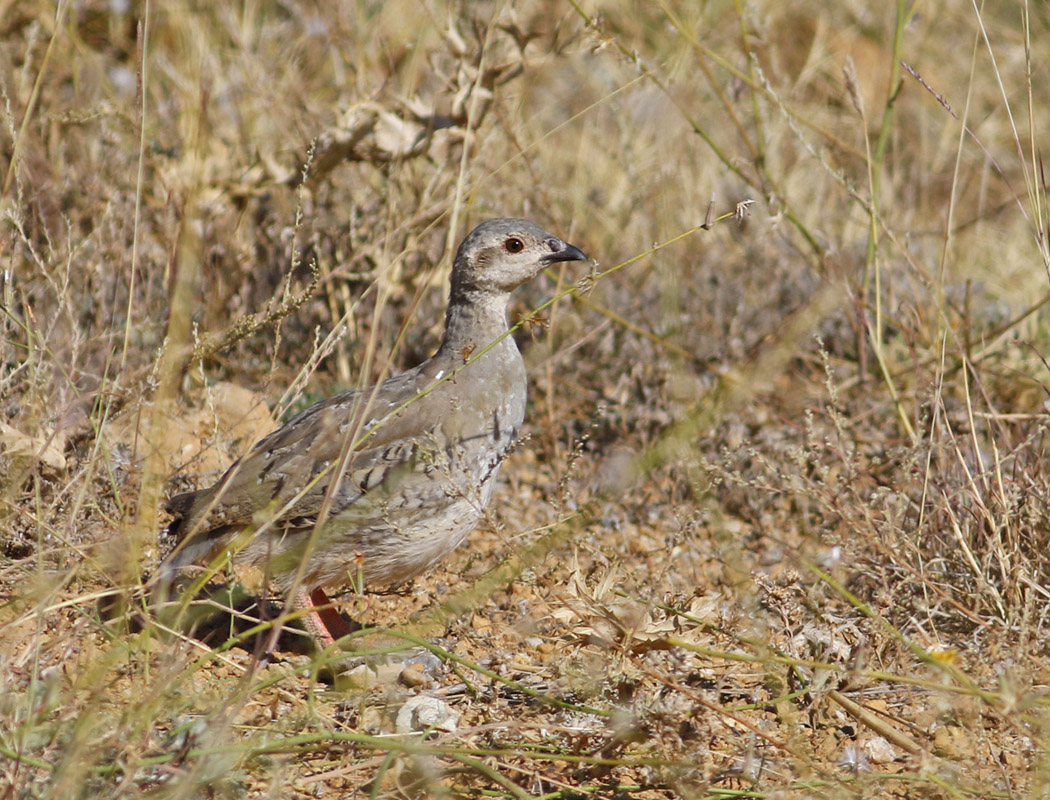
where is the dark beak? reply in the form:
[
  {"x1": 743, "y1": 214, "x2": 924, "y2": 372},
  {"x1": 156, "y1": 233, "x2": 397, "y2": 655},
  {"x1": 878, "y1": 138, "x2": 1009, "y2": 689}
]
[{"x1": 542, "y1": 240, "x2": 588, "y2": 264}]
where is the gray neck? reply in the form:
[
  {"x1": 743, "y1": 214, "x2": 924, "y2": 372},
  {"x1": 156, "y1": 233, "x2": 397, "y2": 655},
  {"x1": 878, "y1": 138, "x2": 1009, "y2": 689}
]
[{"x1": 438, "y1": 287, "x2": 515, "y2": 358}]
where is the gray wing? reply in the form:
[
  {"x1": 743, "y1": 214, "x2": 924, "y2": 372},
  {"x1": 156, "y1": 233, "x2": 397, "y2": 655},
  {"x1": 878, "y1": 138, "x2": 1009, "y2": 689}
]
[{"x1": 164, "y1": 365, "x2": 445, "y2": 565}]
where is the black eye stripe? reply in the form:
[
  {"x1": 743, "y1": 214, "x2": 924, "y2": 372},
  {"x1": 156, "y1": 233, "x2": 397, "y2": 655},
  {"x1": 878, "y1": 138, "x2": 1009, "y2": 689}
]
[{"x1": 504, "y1": 237, "x2": 525, "y2": 253}]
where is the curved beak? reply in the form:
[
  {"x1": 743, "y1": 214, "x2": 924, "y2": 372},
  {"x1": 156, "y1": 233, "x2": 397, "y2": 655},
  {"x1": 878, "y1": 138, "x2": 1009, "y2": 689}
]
[{"x1": 542, "y1": 241, "x2": 588, "y2": 264}]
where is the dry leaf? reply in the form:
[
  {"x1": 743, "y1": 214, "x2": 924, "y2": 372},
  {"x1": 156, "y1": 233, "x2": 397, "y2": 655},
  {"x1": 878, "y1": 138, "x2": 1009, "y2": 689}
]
[{"x1": 0, "y1": 422, "x2": 66, "y2": 471}]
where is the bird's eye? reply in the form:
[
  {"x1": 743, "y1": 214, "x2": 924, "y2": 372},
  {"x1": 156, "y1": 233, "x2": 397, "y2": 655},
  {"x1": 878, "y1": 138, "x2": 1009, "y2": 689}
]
[{"x1": 504, "y1": 237, "x2": 525, "y2": 253}]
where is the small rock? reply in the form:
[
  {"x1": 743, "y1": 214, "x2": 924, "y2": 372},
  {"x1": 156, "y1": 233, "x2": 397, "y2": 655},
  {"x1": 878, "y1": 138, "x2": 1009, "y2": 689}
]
[
  {"x1": 865, "y1": 736, "x2": 897, "y2": 764},
  {"x1": 401, "y1": 648, "x2": 443, "y2": 677},
  {"x1": 398, "y1": 664, "x2": 427, "y2": 688},
  {"x1": 395, "y1": 695, "x2": 458, "y2": 735},
  {"x1": 932, "y1": 725, "x2": 972, "y2": 758}
]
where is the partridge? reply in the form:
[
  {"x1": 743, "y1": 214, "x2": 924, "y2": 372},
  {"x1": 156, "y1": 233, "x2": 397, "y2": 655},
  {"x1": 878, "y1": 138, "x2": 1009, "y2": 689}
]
[{"x1": 159, "y1": 218, "x2": 587, "y2": 645}]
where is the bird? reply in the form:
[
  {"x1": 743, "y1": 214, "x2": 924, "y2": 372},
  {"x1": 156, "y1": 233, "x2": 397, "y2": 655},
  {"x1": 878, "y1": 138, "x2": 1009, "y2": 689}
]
[{"x1": 158, "y1": 218, "x2": 588, "y2": 647}]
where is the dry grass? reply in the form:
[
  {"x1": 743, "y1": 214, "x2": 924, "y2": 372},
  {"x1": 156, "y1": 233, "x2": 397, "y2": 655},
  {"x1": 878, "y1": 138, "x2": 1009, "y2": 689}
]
[{"x1": 3, "y1": 0, "x2": 1050, "y2": 797}]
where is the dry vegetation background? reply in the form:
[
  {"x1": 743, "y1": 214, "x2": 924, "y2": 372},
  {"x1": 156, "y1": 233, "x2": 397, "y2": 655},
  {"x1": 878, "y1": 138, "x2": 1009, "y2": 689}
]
[{"x1": 3, "y1": 0, "x2": 1050, "y2": 797}]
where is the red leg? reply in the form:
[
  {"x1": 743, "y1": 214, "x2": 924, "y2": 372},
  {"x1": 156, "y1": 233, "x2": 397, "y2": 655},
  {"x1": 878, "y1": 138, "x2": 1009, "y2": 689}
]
[{"x1": 293, "y1": 587, "x2": 354, "y2": 647}]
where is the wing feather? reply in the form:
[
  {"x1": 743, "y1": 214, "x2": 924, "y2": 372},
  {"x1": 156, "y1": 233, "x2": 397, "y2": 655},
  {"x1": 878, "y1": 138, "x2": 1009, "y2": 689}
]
[{"x1": 165, "y1": 363, "x2": 450, "y2": 564}]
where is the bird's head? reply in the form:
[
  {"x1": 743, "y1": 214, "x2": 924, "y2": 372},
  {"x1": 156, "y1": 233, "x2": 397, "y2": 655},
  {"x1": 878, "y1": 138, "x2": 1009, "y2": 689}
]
[{"x1": 450, "y1": 217, "x2": 588, "y2": 296}]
